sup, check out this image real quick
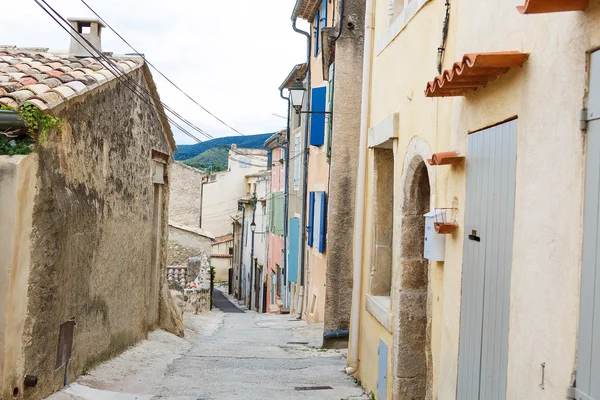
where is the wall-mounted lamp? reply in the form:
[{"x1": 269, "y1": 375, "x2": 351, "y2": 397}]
[
  {"x1": 289, "y1": 78, "x2": 332, "y2": 116},
  {"x1": 250, "y1": 221, "x2": 256, "y2": 232}
]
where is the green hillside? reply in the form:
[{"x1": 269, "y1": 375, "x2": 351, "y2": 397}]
[{"x1": 174, "y1": 133, "x2": 272, "y2": 172}]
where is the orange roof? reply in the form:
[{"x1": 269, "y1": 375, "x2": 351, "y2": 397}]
[
  {"x1": 425, "y1": 52, "x2": 529, "y2": 98},
  {"x1": 517, "y1": 0, "x2": 588, "y2": 14}
]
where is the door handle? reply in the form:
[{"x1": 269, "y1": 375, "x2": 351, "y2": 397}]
[{"x1": 468, "y1": 230, "x2": 480, "y2": 242}]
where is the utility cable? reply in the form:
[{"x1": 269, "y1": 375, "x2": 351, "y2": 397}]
[{"x1": 35, "y1": 0, "x2": 268, "y2": 167}]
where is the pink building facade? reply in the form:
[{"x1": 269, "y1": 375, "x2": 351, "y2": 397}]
[{"x1": 266, "y1": 133, "x2": 286, "y2": 313}]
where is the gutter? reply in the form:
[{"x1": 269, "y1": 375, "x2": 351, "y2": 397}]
[
  {"x1": 292, "y1": 14, "x2": 312, "y2": 320},
  {"x1": 0, "y1": 110, "x2": 25, "y2": 130}
]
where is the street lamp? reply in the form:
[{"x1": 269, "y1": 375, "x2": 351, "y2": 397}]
[
  {"x1": 289, "y1": 78, "x2": 306, "y2": 115},
  {"x1": 250, "y1": 221, "x2": 256, "y2": 232},
  {"x1": 289, "y1": 78, "x2": 332, "y2": 116}
]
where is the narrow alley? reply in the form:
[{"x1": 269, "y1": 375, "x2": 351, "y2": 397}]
[{"x1": 46, "y1": 290, "x2": 368, "y2": 400}]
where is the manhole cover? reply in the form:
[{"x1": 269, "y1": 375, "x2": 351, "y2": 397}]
[{"x1": 295, "y1": 386, "x2": 333, "y2": 391}]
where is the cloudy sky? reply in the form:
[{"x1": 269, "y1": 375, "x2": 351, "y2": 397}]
[{"x1": 1, "y1": 0, "x2": 308, "y2": 144}]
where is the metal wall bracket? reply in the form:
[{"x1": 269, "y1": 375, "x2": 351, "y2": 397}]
[{"x1": 581, "y1": 108, "x2": 589, "y2": 131}]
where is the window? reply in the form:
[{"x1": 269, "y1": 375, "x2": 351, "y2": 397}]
[
  {"x1": 276, "y1": 266, "x2": 282, "y2": 297},
  {"x1": 378, "y1": 0, "x2": 430, "y2": 54},
  {"x1": 313, "y1": 1, "x2": 328, "y2": 56},
  {"x1": 369, "y1": 149, "x2": 394, "y2": 296},
  {"x1": 294, "y1": 133, "x2": 301, "y2": 190},
  {"x1": 307, "y1": 191, "x2": 327, "y2": 253},
  {"x1": 239, "y1": 157, "x2": 251, "y2": 168}
]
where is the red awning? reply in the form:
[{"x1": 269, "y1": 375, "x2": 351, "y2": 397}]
[
  {"x1": 517, "y1": 0, "x2": 588, "y2": 14},
  {"x1": 425, "y1": 52, "x2": 529, "y2": 97}
]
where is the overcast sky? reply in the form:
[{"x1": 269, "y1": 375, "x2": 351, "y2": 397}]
[{"x1": 1, "y1": 0, "x2": 307, "y2": 144}]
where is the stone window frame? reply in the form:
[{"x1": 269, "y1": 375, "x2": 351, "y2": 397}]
[
  {"x1": 364, "y1": 113, "x2": 400, "y2": 333},
  {"x1": 377, "y1": 0, "x2": 431, "y2": 55}
]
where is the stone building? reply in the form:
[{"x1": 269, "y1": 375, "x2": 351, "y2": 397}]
[
  {"x1": 167, "y1": 223, "x2": 215, "y2": 284},
  {"x1": 168, "y1": 161, "x2": 206, "y2": 229},
  {"x1": 346, "y1": 1, "x2": 600, "y2": 400},
  {"x1": 0, "y1": 24, "x2": 180, "y2": 399},
  {"x1": 289, "y1": 0, "x2": 365, "y2": 344},
  {"x1": 211, "y1": 234, "x2": 233, "y2": 283},
  {"x1": 200, "y1": 146, "x2": 268, "y2": 237}
]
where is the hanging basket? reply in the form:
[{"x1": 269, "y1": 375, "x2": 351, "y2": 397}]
[{"x1": 432, "y1": 207, "x2": 459, "y2": 235}]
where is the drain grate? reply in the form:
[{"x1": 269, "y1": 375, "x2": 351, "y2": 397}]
[
  {"x1": 295, "y1": 386, "x2": 333, "y2": 391},
  {"x1": 287, "y1": 341, "x2": 309, "y2": 345}
]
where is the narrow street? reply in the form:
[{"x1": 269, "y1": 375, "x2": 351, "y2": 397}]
[{"x1": 46, "y1": 290, "x2": 367, "y2": 400}]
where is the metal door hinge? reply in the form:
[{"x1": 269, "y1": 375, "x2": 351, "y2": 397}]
[
  {"x1": 567, "y1": 386, "x2": 594, "y2": 400},
  {"x1": 581, "y1": 108, "x2": 589, "y2": 131}
]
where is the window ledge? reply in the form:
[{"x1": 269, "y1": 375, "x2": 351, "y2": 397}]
[
  {"x1": 376, "y1": 0, "x2": 431, "y2": 56},
  {"x1": 366, "y1": 294, "x2": 393, "y2": 333}
]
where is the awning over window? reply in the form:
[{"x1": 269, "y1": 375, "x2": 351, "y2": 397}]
[
  {"x1": 517, "y1": 0, "x2": 588, "y2": 14},
  {"x1": 424, "y1": 52, "x2": 529, "y2": 97}
]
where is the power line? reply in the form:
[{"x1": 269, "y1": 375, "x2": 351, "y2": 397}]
[
  {"x1": 35, "y1": 0, "x2": 268, "y2": 168},
  {"x1": 80, "y1": 0, "x2": 248, "y2": 138}
]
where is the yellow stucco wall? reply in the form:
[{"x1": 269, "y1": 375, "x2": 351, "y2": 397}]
[{"x1": 353, "y1": 0, "x2": 600, "y2": 399}]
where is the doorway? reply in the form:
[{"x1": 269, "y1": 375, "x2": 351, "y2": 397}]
[{"x1": 394, "y1": 156, "x2": 431, "y2": 399}]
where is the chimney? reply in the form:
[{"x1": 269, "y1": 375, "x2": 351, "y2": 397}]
[{"x1": 67, "y1": 18, "x2": 105, "y2": 58}]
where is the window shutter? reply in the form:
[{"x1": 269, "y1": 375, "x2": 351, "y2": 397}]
[
  {"x1": 318, "y1": 191, "x2": 327, "y2": 253},
  {"x1": 307, "y1": 192, "x2": 315, "y2": 247},
  {"x1": 321, "y1": 0, "x2": 327, "y2": 28},
  {"x1": 310, "y1": 87, "x2": 327, "y2": 146},
  {"x1": 288, "y1": 218, "x2": 300, "y2": 283}
]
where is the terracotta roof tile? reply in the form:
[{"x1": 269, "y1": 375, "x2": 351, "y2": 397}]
[
  {"x1": 18, "y1": 77, "x2": 38, "y2": 86},
  {"x1": 36, "y1": 91, "x2": 62, "y2": 105},
  {"x1": 46, "y1": 70, "x2": 64, "y2": 78},
  {"x1": 0, "y1": 98, "x2": 18, "y2": 107},
  {"x1": 41, "y1": 78, "x2": 62, "y2": 88},
  {"x1": 26, "y1": 98, "x2": 48, "y2": 111},
  {"x1": 517, "y1": 0, "x2": 588, "y2": 13},
  {"x1": 424, "y1": 52, "x2": 529, "y2": 97},
  {"x1": 52, "y1": 86, "x2": 76, "y2": 99},
  {"x1": 0, "y1": 48, "x2": 143, "y2": 109},
  {"x1": 7, "y1": 89, "x2": 35, "y2": 103},
  {"x1": 0, "y1": 82, "x2": 22, "y2": 92}
]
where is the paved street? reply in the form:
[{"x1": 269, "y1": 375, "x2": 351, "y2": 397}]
[{"x1": 47, "y1": 292, "x2": 367, "y2": 400}]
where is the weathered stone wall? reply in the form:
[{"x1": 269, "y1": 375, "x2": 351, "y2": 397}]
[
  {"x1": 168, "y1": 161, "x2": 205, "y2": 228},
  {"x1": 323, "y1": 0, "x2": 366, "y2": 344},
  {"x1": 167, "y1": 225, "x2": 213, "y2": 277},
  {"x1": 18, "y1": 66, "x2": 173, "y2": 400}
]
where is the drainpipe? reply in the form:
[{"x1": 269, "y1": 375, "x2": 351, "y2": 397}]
[
  {"x1": 249, "y1": 196, "x2": 257, "y2": 310},
  {"x1": 346, "y1": 0, "x2": 374, "y2": 376},
  {"x1": 0, "y1": 110, "x2": 25, "y2": 130},
  {"x1": 238, "y1": 203, "x2": 245, "y2": 301},
  {"x1": 292, "y1": 11, "x2": 311, "y2": 319},
  {"x1": 275, "y1": 118, "x2": 290, "y2": 307}
]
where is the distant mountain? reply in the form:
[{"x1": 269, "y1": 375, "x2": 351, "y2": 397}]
[{"x1": 175, "y1": 133, "x2": 273, "y2": 172}]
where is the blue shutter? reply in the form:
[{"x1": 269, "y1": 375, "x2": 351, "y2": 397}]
[
  {"x1": 321, "y1": 0, "x2": 327, "y2": 28},
  {"x1": 318, "y1": 192, "x2": 327, "y2": 253},
  {"x1": 377, "y1": 340, "x2": 388, "y2": 400},
  {"x1": 288, "y1": 218, "x2": 300, "y2": 283},
  {"x1": 310, "y1": 87, "x2": 327, "y2": 146},
  {"x1": 307, "y1": 192, "x2": 315, "y2": 247},
  {"x1": 314, "y1": 10, "x2": 320, "y2": 56}
]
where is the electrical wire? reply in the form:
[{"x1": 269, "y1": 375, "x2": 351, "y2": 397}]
[
  {"x1": 35, "y1": 0, "x2": 269, "y2": 167},
  {"x1": 80, "y1": 0, "x2": 248, "y2": 138}
]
